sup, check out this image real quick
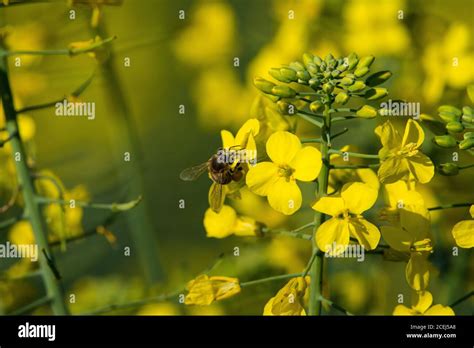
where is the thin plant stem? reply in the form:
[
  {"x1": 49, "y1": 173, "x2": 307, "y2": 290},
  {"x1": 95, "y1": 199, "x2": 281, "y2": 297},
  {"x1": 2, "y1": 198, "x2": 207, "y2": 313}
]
[
  {"x1": 449, "y1": 291, "x2": 473, "y2": 308},
  {"x1": 0, "y1": 40, "x2": 68, "y2": 314},
  {"x1": 308, "y1": 100, "x2": 331, "y2": 315},
  {"x1": 428, "y1": 202, "x2": 473, "y2": 211}
]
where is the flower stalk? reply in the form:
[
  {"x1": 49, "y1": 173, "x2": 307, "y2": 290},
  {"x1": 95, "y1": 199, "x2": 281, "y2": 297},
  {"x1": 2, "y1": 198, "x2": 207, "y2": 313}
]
[
  {"x1": 308, "y1": 103, "x2": 332, "y2": 315},
  {"x1": 0, "y1": 43, "x2": 69, "y2": 314}
]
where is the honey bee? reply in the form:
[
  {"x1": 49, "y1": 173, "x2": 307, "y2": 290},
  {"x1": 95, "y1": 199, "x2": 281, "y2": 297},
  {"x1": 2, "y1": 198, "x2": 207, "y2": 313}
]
[{"x1": 180, "y1": 150, "x2": 244, "y2": 212}]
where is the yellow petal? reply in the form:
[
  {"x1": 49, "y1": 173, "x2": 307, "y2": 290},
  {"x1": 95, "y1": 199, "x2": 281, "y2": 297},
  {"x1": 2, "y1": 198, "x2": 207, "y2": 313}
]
[
  {"x1": 393, "y1": 305, "x2": 416, "y2": 316},
  {"x1": 412, "y1": 291, "x2": 433, "y2": 313},
  {"x1": 266, "y1": 131, "x2": 301, "y2": 165},
  {"x1": 348, "y1": 218, "x2": 380, "y2": 250},
  {"x1": 341, "y1": 182, "x2": 378, "y2": 214},
  {"x1": 424, "y1": 304, "x2": 455, "y2": 316},
  {"x1": 312, "y1": 196, "x2": 345, "y2": 217},
  {"x1": 235, "y1": 118, "x2": 260, "y2": 147},
  {"x1": 246, "y1": 162, "x2": 279, "y2": 196},
  {"x1": 267, "y1": 178, "x2": 302, "y2": 215},
  {"x1": 203, "y1": 206, "x2": 237, "y2": 238},
  {"x1": 452, "y1": 220, "x2": 474, "y2": 248},
  {"x1": 470, "y1": 205, "x2": 474, "y2": 218},
  {"x1": 406, "y1": 252, "x2": 430, "y2": 291},
  {"x1": 375, "y1": 120, "x2": 401, "y2": 150},
  {"x1": 378, "y1": 157, "x2": 409, "y2": 184},
  {"x1": 407, "y1": 153, "x2": 434, "y2": 184},
  {"x1": 315, "y1": 218, "x2": 350, "y2": 253},
  {"x1": 263, "y1": 297, "x2": 276, "y2": 315},
  {"x1": 233, "y1": 216, "x2": 259, "y2": 237},
  {"x1": 221, "y1": 130, "x2": 235, "y2": 149},
  {"x1": 402, "y1": 119, "x2": 424, "y2": 148},
  {"x1": 380, "y1": 226, "x2": 412, "y2": 252},
  {"x1": 290, "y1": 146, "x2": 322, "y2": 181}
]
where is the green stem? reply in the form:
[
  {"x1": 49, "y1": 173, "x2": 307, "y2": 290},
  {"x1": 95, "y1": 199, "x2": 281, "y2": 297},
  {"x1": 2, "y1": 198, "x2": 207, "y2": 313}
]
[
  {"x1": 262, "y1": 222, "x2": 314, "y2": 240},
  {"x1": 450, "y1": 290, "x2": 473, "y2": 308},
  {"x1": 331, "y1": 164, "x2": 380, "y2": 169},
  {"x1": 36, "y1": 196, "x2": 141, "y2": 211},
  {"x1": 0, "y1": 43, "x2": 68, "y2": 314},
  {"x1": 308, "y1": 102, "x2": 331, "y2": 315},
  {"x1": 91, "y1": 18, "x2": 163, "y2": 283},
  {"x1": 459, "y1": 163, "x2": 474, "y2": 170},
  {"x1": 328, "y1": 149, "x2": 380, "y2": 159},
  {"x1": 2, "y1": 36, "x2": 116, "y2": 57},
  {"x1": 297, "y1": 112, "x2": 323, "y2": 128},
  {"x1": 428, "y1": 202, "x2": 473, "y2": 211},
  {"x1": 240, "y1": 273, "x2": 303, "y2": 288},
  {"x1": 301, "y1": 138, "x2": 322, "y2": 144}
]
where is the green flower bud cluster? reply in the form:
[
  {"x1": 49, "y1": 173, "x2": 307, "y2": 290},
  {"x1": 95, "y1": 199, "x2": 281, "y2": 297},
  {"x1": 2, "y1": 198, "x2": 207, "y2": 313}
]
[
  {"x1": 437, "y1": 163, "x2": 459, "y2": 176},
  {"x1": 253, "y1": 52, "x2": 391, "y2": 119},
  {"x1": 434, "y1": 104, "x2": 474, "y2": 150}
]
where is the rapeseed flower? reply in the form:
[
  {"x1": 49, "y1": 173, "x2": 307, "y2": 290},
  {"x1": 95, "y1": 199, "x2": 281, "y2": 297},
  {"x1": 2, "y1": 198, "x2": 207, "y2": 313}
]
[
  {"x1": 246, "y1": 131, "x2": 322, "y2": 215},
  {"x1": 375, "y1": 119, "x2": 434, "y2": 184},
  {"x1": 393, "y1": 291, "x2": 454, "y2": 316},
  {"x1": 185, "y1": 275, "x2": 241, "y2": 306},
  {"x1": 312, "y1": 182, "x2": 380, "y2": 253},
  {"x1": 263, "y1": 277, "x2": 307, "y2": 316},
  {"x1": 451, "y1": 205, "x2": 474, "y2": 248},
  {"x1": 203, "y1": 205, "x2": 261, "y2": 239}
]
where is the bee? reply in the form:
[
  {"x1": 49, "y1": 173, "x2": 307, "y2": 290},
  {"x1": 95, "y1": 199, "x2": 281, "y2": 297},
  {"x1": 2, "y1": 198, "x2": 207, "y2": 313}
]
[{"x1": 180, "y1": 150, "x2": 244, "y2": 212}]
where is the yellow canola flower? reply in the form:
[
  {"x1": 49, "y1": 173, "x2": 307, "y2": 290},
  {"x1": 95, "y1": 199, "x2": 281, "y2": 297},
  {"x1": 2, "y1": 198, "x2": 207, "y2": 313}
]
[
  {"x1": 203, "y1": 205, "x2": 261, "y2": 239},
  {"x1": 375, "y1": 119, "x2": 434, "y2": 184},
  {"x1": 393, "y1": 291, "x2": 454, "y2": 316},
  {"x1": 312, "y1": 182, "x2": 380, "y2": 253},
  {"x1": 137, "y1": 303, "x2": 180, "y2": 316},
  {"x1": 451, "y1": 205, "x2": 474, "y2": 249},
  {"x1": 379, "y1": 180, "x2": 429, "y2": 225},
  {"x1": 246, "y1": 131, "x2": 322, "y2": 215},
  {"x1": 185, "y1": 275, "x2": 241, "y2": 306},
  {"x1": 221, "y1": 118, "x2": 260, "y2": 163},
  {"x1": 263, "y1": 277, "x2": 307, "y2": 316},
  {"x1": 381, "y1": 205, "x2": 433, "y2": 291}
]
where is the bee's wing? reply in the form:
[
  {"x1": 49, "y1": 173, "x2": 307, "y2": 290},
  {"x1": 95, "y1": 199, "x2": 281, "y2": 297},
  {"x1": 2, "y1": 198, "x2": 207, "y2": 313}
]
[
  {"x1": 208, "y1": 182, "x2": 226, "y2": 213},
  {"x1": 179, "y1": 162, "x2": 208, "y2": 181}
]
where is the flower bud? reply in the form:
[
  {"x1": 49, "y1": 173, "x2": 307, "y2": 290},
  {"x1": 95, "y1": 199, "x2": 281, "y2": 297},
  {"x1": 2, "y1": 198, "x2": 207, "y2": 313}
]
[
  {"x1": 459, "y1": 137, "x2": 474, "y2": 150},
  {"x1": 354, "y1": 66, "x2": 369, "y2": 77},
  {"x1": 303, "y1": 53, "x2": 314, "y2": 67},
  {"x1": 437, "y1": 163, "x2": 459, "y2": 176},
  {"x1": 340, "y1": 77, "x2": 354, "y2": 86},
  {"x1": 434, "y1": 135, "x2": 457, "y2": 148},
  {"x1": 310, "y1": 101, "x2": 324, "y2": 113},
  {"x1": 306, "y1": 63, "x2": 319, "y2": 75},
  {"x1": 438, "y1": 105, "x2": 462, "y2": 117},
  {"x1": 462, "y1": 113, "x2": 474, "y2": 124},
  {"x1": 269, "y1": 68, "x2": 291, "y2": 83},
  {"x1": 348, "y1": 81, "x2": 366, "y2": 92},
  {"x1": 346, "y1": 52, "x2": 358, "y2": 70},
  {"x1": 462, "y1": 106, "x2": 473, "y2": 116},
  {"x1": 446, "y1": 121, "x2": 464, "y2": 133},
  {"x1": 296, "y1": 69, "x2": 311, "y2": 81},
  {"x1": 439, "y1": 111, "x2": 460, "y2": 123},
  {"x1": 254, "y1": 77, "x2": 275, "y2": 94},
  {"x1": 271, "y1": 85, "x2": 296, "y2": 98},
  {"x1": 357, "y1": 55, "x2": 375, "y2": 69},
  {"x1": 322, "y1": 82, "x2": 334, "y2": 93},
  {"x1": 356, "y1": 105, "x2": 377, "y2": 118},
  {"x1": 280, "y1": 67, "x2": 297, "y2": 81},
  {"x1": 290, "y1": 61, "x2": 305, "y2": 71},
  {"x1": 365, "y1": 70, "x2": 392, "y2": 87},
  {"x1": 464, "y1": 132, "x2": 474, "y2": 139},
  {"x1": 335, "y1": 92, "x2": 349, "y2": 105},
  {"x1": 309, "y1": 77, "x2": 320, "y2": 89},
  {"x1": 277, "y1": 100, "x2": 296, "y2": 115},
  {"x1": 364, "y1": 87, "x2": 388, "y2": 101},
  {"x1": 313, "y1": 55, "x2": 323, "y2": 66}
]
